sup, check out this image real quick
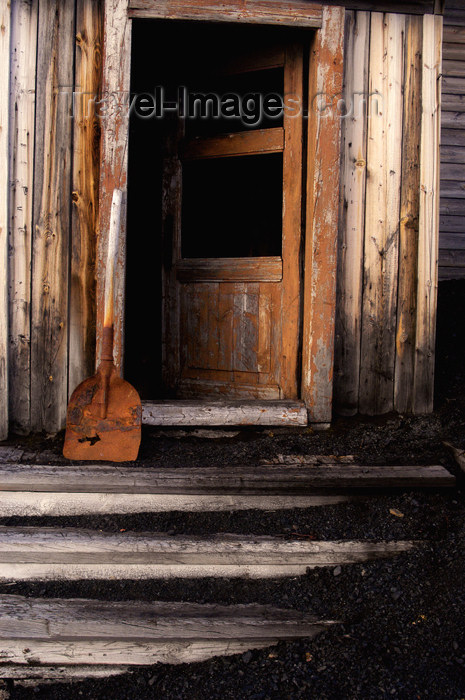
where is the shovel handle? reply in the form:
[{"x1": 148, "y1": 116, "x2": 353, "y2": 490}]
[{"x1": 103, "y1": 189, "x2": 123, "y2": 331}]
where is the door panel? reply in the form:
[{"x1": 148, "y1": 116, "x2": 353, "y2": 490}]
[
  {"x1": 162, "y1": 42, "x2": 303, "y2": 400},
  {"x1": 180, "y1": 282, "x2": 273, "y2": 375}
]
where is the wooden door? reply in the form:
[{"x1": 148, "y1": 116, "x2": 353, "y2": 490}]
[{"x1": 162, "y1": 42, "x2": 303, "y2": 400}]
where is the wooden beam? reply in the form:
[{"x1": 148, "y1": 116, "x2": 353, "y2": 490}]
[
  {"x1": 0, "y1": 462, "x2": 455, "y2": 493},
  {"x1": 0, "y1": 596, "x2": 335, "y2": 640},
  {"x1": 0, "y1": 590, "x2": 337, "y2": 666},
  {"x1": 176, "y1": 257, "x2": 283, "y2": 283},
  {"x1": 96, "y1": 0, "x2": 131, "y2": 374},
  {"x1": 334, "y1": 10, "x2": 370, "y2": 416},
  {"x1": 0, "y1": 492, "x2": 351, "y2": 517},
  {"x1": 183, "y1": 128, "x2": 284, "y2": 160},
  {"x1": 30, "y1": 0, "x2": 75, "y2": 432},
  {"x1": 8, "y1": 0, "x2": 38, "y2": 435},
  {"x1": 142, "y1": 399, "x2": 307, "y2": 425},
  {"x1": 394, "y1": 15, "x2": 423, "y2": 413},
  {"x1": 0, "y1": 528, "x2": 416, "y2": 580},
  {"x1": 359, "y1": 13, "x2": 405, "y2": 415},
  {"x1": 0, "y1": 0, "x2": 10, "y2": 441},
  {"x1": 302, "y1": 6, "x2": 345, "y2": 422},
  {"x1": 68, "y1": 0, "x2": 103, "y2": 397},
  {"x1": 413, "y1": 14, "x2": 442, "y2": 413},
  {"x1": 128, "y1": 0, "x2": 323, "y2": 27},
  {"x1": 0, "y1": 639, "x2": 279, "y2": 667}
]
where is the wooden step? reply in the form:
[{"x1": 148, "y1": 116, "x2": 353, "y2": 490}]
[
  {"x1": 142, "y1": 400, "x2": 308, "y2": 426},
  {"x1": 0, "y1": 527, "x2": 416, "y2": 581},
  {"x1": 0, "y1": 462, "x2": 454, "y2": 517},
  {"x1": 0, "y1": 595, "x2": 338, "y2": 671}
]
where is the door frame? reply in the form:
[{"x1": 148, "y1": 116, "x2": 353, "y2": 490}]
[{"x1": 96, "y1": 0, "x2": 344, "y2": 423}]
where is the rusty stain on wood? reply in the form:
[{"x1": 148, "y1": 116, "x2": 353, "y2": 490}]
[
  {"x1": 128, "y1": 0, "x2": 323, "y2": 27},
  {"x1": 96, "y1": 0, "x2": 131, "y2": 376},
  {"x1": 176, "y1": 257, "x2": 283, "y2": 283},
  {"x1": 302, "y1": 6, "x2": 345, "y2": 422},
  {"x1": 69, "y1": 0, "x2": 103, "y2": 398},
  {"x1": 183, "y1": 128, "x2": 284, "y2": 160}
]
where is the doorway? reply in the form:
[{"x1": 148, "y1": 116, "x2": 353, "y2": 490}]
[{"x1": 125, "y1": 20, "x2": 307, "y2": 401}]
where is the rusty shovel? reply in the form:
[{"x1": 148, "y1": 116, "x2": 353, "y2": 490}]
[{"x1": 63, "y1": 189, "x2": 141, "y2": 462}]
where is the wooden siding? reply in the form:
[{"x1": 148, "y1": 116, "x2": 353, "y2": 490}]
[
  {"x1": 5, "y1": 0, "x2": 103, "y2": 436},
  {"x1": 334, "y1": 12, "x2": 442, "y2": 415},
  {"x1": 439, "y1": 0, "x2": 465, "y2": 280},
  {"x1": 0, "y1": 0, "x2": 11, "y2": 441},
  {"x1": 8, "y1": 0, "x2": 38, "y2": 434},
  {"x1": 1, "y1": 1, "x2": 443, "y2": 434}
]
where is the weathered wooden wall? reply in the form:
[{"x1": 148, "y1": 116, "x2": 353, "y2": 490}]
[
  {"x1": 334, "y1": 11, "x2": 442, "y2": 416},
  {"x1": 0, "y1": 1, "x2": 442, "y2": 436},
  {"x1": 439, "y1": 0, "x2": 465, "y2": 280},
  {"x1": 4, "y1": 0, "x2": 102, "y2": 437}
]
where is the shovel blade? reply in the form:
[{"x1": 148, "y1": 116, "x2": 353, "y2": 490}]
[{"x1": 63, "y1": 371, "x2": 142, "y2": 462}]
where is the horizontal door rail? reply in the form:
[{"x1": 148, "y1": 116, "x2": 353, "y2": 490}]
[
  {"x1": 128, "y1": 1, "x2": 323, "y2": 28},
  {"x1": 183, "y1": 128, "x2": 284, "y2": 161},
  {"x1": 176, "y1": 256, "x2": 283, "y2": 282}
]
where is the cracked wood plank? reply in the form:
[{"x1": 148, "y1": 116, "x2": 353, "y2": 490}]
[
  {"x1": 128, "y1": 0, "x2": 323, "y2": 27},
  {"x1": 0, "y1": 0, "x2": 11, "y2": 440},
  {"x1": 30, "y1": 0, "x2": 74, "y2": 432},
  {"x1": 394, "y1": 15, "x2": 423, "y2": 413},
  {"x1": 96, "y1": 0, "x2": 131, "y2": 374},
  {"x1": 0, "y1": 595, "x2": 335, "y2": 639},
  {"x1": 0, "y1": 493, "x2": 351, "y2": 517},
  {"x1": 142, "y1": 400, "x2": 307, "y2": 425},
  {"x1": 8, "y1": 0, "x2": 38, "y2": 434},
  {"x1": 359, "y1": 13, "x2": 404, "y2": 415},
  {"x1": 0, "y1": 529, "x2": 416, "y2": 580},
  {"x1": 334, "y1": 10, "x2": 370, "y2": 416},
  {"x1": 0, "y1": 463, "x2": 454, "y2": 493},
  {"x1": 302, "y1": 6, "x2": 345, "y2": 422},
  {"x1": 413, "y1": 14, "x2": 442, "y2": 412},
  {"x1": 68, "y1": 0, "x2": 103, "y2": 397}
]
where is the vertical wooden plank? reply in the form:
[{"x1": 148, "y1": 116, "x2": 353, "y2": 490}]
[
  {"x1": 30, "y1": 0, "x2": 75, "y2": 432},
  {"x1": 302, "y1": 6, "x2": 345, "y2": 423},
  {"x1": 394, "y1": 15, "x2": 423, "y2": 413},
  {"x1": 207, "y1": 283, "x2": 219, "y2": 370},
  {"x1": 333, "y1": 10, "x2": 370, "y2": 416},
  {"x1": 69, "y1": 0, "x2": 103, "y2": 397},
  {"x1": 217, "y1": 283, "x2": 234, "y2": 373},
  {"x1": 280, "y1": 42, "x2": 303, "y2": 400},
  {"x1": 8, "y1": 0, "x2": 37, "y2": 434},
  {"x1": 359, "y1": 13, "x2": 404, "y2": 415},
  {"x1": 413, "y1": 14, "x2": 442, "y2": 413},
  {"x1": 233, "y1": 283, "x2": 259, "y2": 373},
  {"x1": 97, "y1": 0, "x2": 131, "y2": 375},
  {"x1": 0, "y1": 0, "x2": 11, "y2": 440},
  {"x1": 257, "y1": 285, "x2": 271, "y2": 375}
]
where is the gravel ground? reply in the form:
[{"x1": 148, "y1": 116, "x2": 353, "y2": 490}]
[{"x1": 1, "y1": 280, "x2": 465, "y2": 699}]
